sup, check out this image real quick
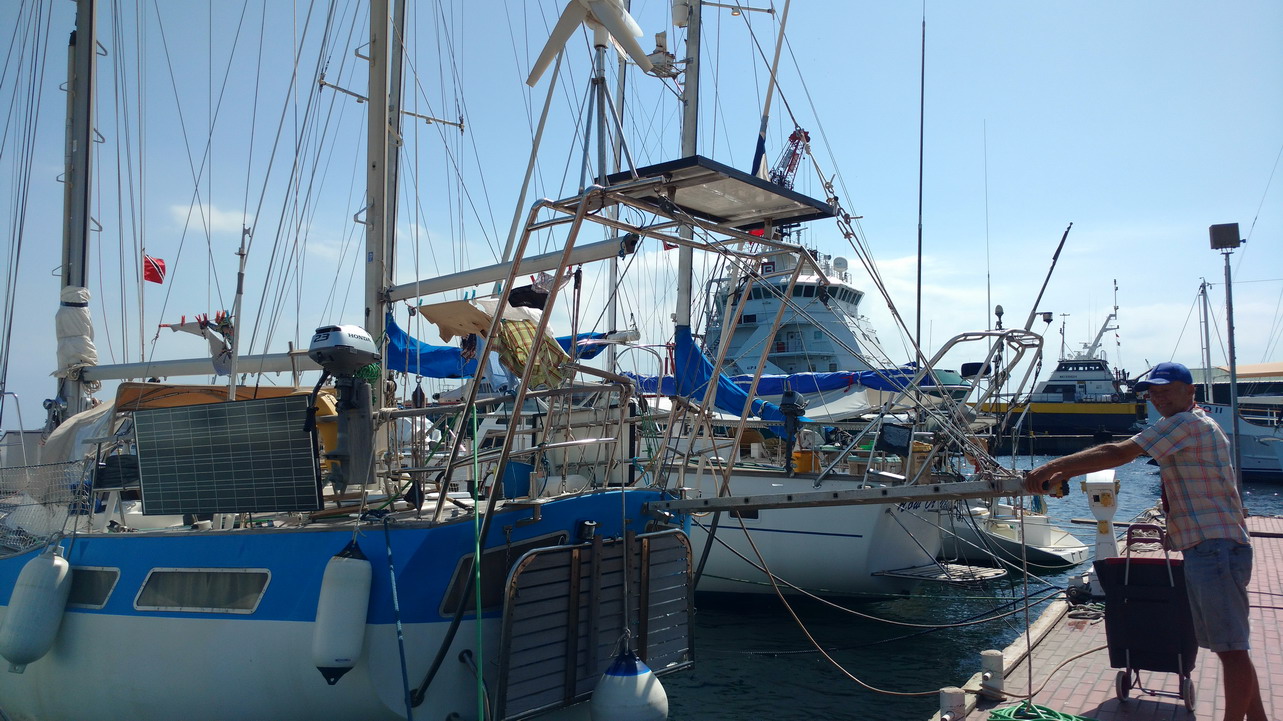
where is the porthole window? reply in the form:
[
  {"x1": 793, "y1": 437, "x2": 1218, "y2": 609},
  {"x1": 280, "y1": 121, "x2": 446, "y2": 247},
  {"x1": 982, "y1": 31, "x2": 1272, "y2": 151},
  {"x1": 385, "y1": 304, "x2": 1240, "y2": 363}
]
[
  {"x1": 68, "y1": 567, "x2": 120, "y2": 609},
  {"x1": 135, "y1": 568, "x2": 270, "y2": 614}
]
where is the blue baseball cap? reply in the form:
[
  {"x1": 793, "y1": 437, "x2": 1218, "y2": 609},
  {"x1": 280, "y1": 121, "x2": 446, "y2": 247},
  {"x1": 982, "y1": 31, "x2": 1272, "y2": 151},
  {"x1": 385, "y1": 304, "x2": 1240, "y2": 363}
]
[{"x1": 1134, "y1": 361, "x2": 1194, "y2": 391}]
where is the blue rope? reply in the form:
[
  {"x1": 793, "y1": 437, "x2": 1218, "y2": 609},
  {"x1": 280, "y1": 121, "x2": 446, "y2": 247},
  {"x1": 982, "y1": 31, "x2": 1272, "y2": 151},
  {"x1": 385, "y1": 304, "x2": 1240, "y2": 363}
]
[{"x1": 382, "y1": 518, "x2": 415, "y2": 721}]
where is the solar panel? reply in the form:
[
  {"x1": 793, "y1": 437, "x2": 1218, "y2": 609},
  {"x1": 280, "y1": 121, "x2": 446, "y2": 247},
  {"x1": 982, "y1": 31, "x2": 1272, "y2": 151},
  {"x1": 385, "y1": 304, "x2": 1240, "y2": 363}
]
[
  {"x1": 134, "y1": 395, "x2": 320, "y2": 515},
  {"x1": 604, "y1": 155, "x2": 835, "y2": 231}
]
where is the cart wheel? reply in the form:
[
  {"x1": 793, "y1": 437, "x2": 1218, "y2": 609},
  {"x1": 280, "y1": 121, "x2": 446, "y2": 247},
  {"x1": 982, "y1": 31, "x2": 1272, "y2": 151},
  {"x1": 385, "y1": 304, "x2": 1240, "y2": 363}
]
[
  {"x1": 1115, "y1": 670, "x2": 1131, "y2": 700},
  {"x1": 1181, "y1": 676, "x2": 1196, "y2": 712}
]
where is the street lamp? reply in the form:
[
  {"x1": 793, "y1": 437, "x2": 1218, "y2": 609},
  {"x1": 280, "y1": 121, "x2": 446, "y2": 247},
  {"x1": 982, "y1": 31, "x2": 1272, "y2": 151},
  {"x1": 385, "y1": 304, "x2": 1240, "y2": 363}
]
[{"x1": 1209, "y1": 222, "x2": 1244, "y2": 491}]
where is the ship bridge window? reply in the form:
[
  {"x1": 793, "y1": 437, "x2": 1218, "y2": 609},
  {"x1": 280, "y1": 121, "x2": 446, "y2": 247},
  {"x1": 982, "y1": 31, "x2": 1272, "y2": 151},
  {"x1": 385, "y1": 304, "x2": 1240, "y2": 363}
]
[
  {"x1": 802, "y1": 286, "x2": 815, "y2": 297},
  {"x1": 742, "y1": 314, "x2": 757, "y2": 324},
  {"x1": 135, "y1": 568, "x2": 270, "y2": 614},
  {"x1": 440, "y1": 533, "x2": 569, "y2": 616},
  {"x1": 68, "y1": 567, "x2": 120, "y2": 609}
]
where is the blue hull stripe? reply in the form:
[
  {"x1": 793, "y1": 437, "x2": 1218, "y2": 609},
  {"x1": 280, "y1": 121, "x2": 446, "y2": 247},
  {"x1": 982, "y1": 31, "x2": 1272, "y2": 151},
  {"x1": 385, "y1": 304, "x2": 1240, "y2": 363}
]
[{"x1": 0, "y1": 490, "x2": 665, "y2": 625}]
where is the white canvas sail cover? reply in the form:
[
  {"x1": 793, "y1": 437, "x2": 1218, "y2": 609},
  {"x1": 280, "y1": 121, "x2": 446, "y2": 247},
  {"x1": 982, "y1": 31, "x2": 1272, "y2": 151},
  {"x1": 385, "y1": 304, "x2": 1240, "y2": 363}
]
[{"x1": 55, "y1": 287, "x2": 98, "y2": 370}]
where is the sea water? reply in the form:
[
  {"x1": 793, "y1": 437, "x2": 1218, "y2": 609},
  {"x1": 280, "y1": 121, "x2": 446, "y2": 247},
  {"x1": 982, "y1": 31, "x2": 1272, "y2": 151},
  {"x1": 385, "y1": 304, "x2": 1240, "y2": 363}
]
[{"x1": 663, "y1": 456, "x2": 1283, "y2": 720}]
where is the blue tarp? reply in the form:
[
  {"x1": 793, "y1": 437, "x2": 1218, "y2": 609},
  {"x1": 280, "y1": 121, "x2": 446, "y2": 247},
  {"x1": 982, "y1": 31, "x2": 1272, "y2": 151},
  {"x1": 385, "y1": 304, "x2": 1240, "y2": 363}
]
[
  {"x1": 664, "y1": 325, "x2": 799, "y2": 424},
  {"x1": 385, "y1": 314, "x2": 478, "y2": 378},
  {"x1": 556, "y1": 332, "x2": 610, "y2": 360},
  {"x1": 727, "y1": 367, "x2": 947, "y2": 395}
]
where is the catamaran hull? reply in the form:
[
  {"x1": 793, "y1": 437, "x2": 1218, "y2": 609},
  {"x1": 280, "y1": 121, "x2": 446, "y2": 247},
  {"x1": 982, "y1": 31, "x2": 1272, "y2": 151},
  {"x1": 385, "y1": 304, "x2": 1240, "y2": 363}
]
[{"x1": 0, "y1": 491, "x2": 665, "y2": 721}]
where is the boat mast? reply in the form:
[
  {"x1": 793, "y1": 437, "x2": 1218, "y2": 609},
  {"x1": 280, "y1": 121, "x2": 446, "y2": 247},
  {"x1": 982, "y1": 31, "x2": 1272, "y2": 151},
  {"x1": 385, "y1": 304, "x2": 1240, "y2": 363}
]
[
  {"x1": 56, "y1": 0, "x2": 98, "y2": 421},
  {"x1": 673, "y1": 0, "x2": 701, "y2": 328},
  {"x1": 1199, "y1": 279, "x2": 1213, "y2": 402},
  {"x1": 364, "y1": 0, "x2": 406, "y2": 389}
]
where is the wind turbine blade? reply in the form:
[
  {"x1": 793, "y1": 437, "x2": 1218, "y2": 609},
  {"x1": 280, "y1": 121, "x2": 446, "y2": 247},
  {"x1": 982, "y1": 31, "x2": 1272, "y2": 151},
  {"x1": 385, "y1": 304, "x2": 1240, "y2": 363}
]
[
  {"x1": 527, "y1": 1, "x2": 589, "y2": 86},
  {"x1": 586, "y1": 0, "x2": 654, "y2": 73}
]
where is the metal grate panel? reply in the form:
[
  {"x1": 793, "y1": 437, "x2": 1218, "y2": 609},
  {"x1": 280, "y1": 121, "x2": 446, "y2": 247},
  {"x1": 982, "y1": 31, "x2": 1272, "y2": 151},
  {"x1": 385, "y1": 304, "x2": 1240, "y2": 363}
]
[
  {"x1": 495, "y1": 528, "x2": 693, "y2": 720},
  {"x1": 134, "y1": 396, "x2": 318, "y2": 515}
]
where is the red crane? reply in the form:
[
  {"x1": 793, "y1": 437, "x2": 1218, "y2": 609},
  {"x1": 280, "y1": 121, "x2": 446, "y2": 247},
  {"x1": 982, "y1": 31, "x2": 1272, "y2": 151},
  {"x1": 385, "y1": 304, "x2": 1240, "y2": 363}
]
[{"x1": 769, "y1": 128, "x2": 810, "y2": 189}]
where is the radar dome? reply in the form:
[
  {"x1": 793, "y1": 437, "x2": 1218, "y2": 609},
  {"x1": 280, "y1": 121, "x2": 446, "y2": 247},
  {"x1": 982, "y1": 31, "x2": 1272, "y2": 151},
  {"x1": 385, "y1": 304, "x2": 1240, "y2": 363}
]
[{"x1": 833, "y1": 257, "x2": 849, "y2": 272}]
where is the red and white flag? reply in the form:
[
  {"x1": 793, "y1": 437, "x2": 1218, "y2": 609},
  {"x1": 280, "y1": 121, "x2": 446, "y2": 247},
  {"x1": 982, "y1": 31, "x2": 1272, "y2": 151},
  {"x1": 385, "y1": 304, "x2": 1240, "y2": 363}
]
[{"x1": 143, "y1": 254, "x2": 166, "y2": 284}]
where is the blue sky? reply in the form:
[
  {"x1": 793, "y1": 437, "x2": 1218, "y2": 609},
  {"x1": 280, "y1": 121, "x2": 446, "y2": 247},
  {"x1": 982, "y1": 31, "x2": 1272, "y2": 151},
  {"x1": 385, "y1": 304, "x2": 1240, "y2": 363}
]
[{"x1": 1, "y1": 0, "x2": 1280, "y2": 429}]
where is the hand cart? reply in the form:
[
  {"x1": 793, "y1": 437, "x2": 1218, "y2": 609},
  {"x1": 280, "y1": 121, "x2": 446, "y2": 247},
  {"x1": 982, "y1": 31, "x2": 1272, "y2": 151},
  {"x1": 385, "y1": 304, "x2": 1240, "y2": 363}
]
[{"x1": 1093, "y1": 523, "x2": 1197, "y2": 712}]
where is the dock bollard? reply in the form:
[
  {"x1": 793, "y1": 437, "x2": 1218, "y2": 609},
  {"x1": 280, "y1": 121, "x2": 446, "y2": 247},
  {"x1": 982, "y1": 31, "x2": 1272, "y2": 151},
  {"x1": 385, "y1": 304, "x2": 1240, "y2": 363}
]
[
  {"x1": 979, "y1": 649, "x2": 1005, "y2": 700},
  {"x1": 938, "y1": 686, "x2": 965, "y2": 721}
]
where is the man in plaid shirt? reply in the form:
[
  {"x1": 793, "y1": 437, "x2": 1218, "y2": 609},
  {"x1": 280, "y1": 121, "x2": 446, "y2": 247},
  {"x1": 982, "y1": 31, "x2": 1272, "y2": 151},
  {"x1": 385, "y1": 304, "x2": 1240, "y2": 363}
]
[{"x1": 1025, "y1": 362, "x2": 1265, "y2": 720}]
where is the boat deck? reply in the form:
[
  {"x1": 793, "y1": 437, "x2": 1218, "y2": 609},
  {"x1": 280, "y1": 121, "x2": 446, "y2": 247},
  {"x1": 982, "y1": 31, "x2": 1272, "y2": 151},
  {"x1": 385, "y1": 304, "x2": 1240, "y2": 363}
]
[{"x1": 933, "y1": 515, "x2": 1282, "y2": 721}]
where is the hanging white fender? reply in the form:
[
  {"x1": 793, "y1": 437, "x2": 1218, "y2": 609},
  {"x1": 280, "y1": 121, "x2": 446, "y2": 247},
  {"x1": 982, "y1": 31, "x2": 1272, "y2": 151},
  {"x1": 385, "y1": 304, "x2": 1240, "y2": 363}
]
[
  {"x1": 0, "y1": 545, "x2": 73, "y2": 673},
  {"x1": 311, "y1": 541, "x2": 373, "y2": 685}
]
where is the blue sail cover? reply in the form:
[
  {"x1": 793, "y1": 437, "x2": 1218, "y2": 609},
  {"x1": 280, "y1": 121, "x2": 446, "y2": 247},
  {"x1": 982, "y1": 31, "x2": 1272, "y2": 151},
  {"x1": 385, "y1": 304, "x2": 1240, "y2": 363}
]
[
  {"x1": 556, "y1": 332, "x2": 609, "y2": 360},
  {"x1": 728, "y1": 366, "x2": 950, "y2": 395},
  {"x1": 667, "y1": 325, "x2": 798, "y2": 424},
  {"x1": 385, "y1": 314, "x2": 478, "y2": 378}
]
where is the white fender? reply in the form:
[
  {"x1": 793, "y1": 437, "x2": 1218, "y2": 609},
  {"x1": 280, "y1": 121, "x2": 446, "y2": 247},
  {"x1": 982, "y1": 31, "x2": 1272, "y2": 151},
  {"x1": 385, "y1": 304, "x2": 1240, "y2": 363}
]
[
  {"x1": 0, "y1": 545, "x2": 73, "y2": 673},
  {"x1": 590, "y1": 649, "x2": 668, "y2": 721},
  {"x1": 311, "y1": 541, "x2": 372, "y2": 685}
]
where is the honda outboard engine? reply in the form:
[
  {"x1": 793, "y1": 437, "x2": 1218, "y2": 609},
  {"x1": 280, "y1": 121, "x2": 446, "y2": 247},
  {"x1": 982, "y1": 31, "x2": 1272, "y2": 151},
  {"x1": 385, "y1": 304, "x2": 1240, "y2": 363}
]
[{"x1": 308, "y1": 325, "x2": 380, "y2": 494}]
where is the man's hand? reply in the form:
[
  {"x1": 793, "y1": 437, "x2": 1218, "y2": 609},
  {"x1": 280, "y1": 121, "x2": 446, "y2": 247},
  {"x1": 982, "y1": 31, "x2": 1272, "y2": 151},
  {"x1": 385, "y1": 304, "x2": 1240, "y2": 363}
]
[{"x1": 1024, "y1": 465, "x2": 1067, "y2": 496}]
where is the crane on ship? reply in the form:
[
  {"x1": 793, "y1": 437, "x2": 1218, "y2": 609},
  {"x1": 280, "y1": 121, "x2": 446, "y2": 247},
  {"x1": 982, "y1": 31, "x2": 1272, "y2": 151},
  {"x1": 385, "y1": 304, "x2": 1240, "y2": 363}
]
[{"x1": 769, "y1": 127, "x2": 810, "y2": 189}]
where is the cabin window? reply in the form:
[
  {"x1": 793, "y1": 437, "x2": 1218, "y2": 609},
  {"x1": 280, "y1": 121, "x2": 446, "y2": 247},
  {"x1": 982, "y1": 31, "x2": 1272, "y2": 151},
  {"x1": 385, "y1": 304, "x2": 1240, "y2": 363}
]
[
  {"x1": 68, "y1": 567, "x2": 120, "y2": 609},
  {"x1": 742, "y1": 314, "x2": 757, "y2": 324},
  {"x1": 731, "y1": 509, "x2": 759, "y2": 520},
  {"x1": 135, "y1": 568, "x2": 270, "y2": 614},
  {"x1": 749, "y1": 288, "x2": 762, "y2": 300},
  {"x1": 440, "y1": 533, "x2": 569, "y2": 616},
  {"x1": 802, "y1": 286, "x2": 815, "y2": 298},
  {"x1": 791, "y1": 286, "x2": 804, "y2": 297}
]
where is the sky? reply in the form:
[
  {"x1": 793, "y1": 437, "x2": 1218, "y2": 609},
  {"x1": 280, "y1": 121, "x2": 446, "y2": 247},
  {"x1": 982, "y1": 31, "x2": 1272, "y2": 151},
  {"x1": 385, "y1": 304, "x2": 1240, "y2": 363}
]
[{"x1": 1, "y1": 0, "x2": 1281, "y2": 431}]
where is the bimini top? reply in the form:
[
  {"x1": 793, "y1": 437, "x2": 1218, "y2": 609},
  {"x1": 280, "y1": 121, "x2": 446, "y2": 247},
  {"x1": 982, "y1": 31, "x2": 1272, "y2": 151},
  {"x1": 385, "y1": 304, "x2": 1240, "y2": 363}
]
[{"x1": 604, "y1": 155, "x2": 834, "y2": 232}]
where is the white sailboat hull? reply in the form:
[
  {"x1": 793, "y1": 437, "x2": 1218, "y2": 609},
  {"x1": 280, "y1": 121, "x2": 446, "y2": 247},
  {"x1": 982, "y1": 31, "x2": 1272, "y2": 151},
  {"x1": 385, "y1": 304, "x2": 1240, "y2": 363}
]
[
  {"x1": 1199, "y1": 402, "x2": 1283, "y2": 477},
  {"x1": 688, "y1": 472, "x2": 943, "y2": 596},
  {"x1": 0, "y1": 613, "x2": 483, "y2": 721}
]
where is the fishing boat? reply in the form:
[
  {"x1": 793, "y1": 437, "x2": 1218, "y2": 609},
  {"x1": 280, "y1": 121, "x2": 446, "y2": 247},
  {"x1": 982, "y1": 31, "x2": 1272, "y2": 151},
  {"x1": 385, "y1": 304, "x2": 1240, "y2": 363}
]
[
  {"x1": 981, "y1": 305, "x2": 1146, "y2": 452},
  {"x1": 0, "y1": 2, "x2": 697, "y2": 720}
]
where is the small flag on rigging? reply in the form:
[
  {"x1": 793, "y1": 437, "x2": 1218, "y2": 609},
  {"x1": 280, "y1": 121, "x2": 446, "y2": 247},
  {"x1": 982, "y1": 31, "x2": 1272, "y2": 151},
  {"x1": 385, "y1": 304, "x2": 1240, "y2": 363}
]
[{"x1": 143, "y1": 254, "x2": 166, "y2": 284}]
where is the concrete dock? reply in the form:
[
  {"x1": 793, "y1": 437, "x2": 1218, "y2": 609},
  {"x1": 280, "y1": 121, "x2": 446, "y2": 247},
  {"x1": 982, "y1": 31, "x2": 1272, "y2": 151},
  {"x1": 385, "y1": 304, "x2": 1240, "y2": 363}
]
[{"x1": 934, "y1": 515, "x2": 1282, "y2": 720}]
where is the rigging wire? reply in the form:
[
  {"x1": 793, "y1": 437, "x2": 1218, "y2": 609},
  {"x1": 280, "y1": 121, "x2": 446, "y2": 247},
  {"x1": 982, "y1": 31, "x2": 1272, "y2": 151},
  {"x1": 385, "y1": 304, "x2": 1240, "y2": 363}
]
[{"x1": 0, "y1": 0, "x2": 53, "y2": 429}]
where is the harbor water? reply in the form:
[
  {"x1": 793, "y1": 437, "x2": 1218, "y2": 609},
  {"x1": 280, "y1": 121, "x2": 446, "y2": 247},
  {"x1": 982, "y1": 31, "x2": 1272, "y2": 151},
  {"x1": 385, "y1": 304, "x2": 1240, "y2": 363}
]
[{"x1": 663, "y1": 456, "x2": 1283, "y2": 720}]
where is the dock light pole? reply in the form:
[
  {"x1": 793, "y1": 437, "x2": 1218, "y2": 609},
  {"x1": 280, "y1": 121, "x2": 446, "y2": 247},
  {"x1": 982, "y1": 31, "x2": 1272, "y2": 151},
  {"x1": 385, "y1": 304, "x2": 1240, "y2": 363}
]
[{"x1": 1209, "y1": 223, "x2": 1244, "y2": 493}]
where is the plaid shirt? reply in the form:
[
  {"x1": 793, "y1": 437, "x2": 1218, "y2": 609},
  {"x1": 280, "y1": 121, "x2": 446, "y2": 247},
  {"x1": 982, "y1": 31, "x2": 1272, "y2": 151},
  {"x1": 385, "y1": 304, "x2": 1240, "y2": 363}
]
[{"x1": 1131, "y1": 406, "x2": 1249, "y2": 550}]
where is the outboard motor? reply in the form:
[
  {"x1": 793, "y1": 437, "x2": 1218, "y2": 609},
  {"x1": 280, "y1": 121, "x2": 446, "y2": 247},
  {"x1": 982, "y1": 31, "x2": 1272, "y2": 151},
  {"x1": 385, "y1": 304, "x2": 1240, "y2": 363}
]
[
  {"x1": 778, "y1": 389, "x2": 807, "y2": 476},
  {"x1": 308, "y1": 325, "x2": 380, "y2": 494}
]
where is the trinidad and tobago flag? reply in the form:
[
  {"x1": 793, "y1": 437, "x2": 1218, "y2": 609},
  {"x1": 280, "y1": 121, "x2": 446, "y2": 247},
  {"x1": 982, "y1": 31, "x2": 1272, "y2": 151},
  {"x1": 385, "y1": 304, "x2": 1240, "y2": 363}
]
[{"x1": 143, "y1": 254, "x2": 166, "y2": 284}]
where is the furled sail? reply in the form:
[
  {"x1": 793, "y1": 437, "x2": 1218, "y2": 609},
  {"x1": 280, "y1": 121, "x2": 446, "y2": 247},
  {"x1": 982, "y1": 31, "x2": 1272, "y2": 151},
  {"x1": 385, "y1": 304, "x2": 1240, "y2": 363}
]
[{"x1": 54, "y1": 287, "x2": 98, "y2": 372}]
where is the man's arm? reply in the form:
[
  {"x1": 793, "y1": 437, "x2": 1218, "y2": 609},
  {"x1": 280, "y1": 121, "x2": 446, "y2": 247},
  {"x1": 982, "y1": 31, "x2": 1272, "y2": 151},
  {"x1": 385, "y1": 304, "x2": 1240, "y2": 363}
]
[{"x1": 1023, "y1": 439, "x2": 1145, "y2": 494}]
